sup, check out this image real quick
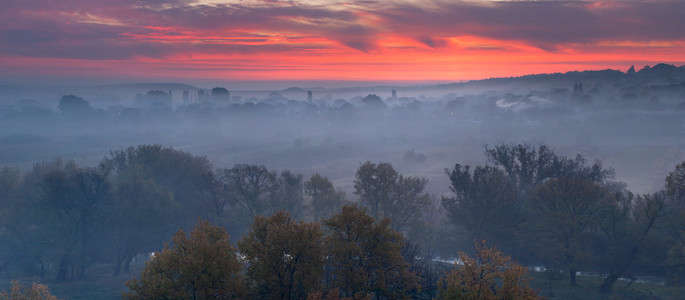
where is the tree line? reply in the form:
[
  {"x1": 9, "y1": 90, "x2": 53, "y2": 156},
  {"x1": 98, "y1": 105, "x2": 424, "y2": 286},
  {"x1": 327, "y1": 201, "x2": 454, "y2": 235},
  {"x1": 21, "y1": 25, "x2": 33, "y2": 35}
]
[{"x1": 1, "y1": 143, "x2": 684, "y2": 298}]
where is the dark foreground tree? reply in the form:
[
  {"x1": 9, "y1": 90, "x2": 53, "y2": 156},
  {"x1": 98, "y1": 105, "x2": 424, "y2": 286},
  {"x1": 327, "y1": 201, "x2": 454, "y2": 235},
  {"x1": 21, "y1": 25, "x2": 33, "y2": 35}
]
[
  {"x1": 238, "y1": 211, "x2": 324, "y2": 300},
  {"x1": 438, "y1": 241, "x2": 539, "y2": 300},
  {"x1": 323, "y1": 205, "x2": 418, "y2": 298},
  {"x1": 124, "y1": 220, "x2": 244, "y2": 299}
]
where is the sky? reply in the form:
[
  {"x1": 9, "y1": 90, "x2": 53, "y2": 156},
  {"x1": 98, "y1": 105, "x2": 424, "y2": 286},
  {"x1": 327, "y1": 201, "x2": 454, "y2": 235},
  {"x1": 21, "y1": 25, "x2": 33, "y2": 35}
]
[{"x1": 1, "y1": 0, "x2": 684, "y2": 86}]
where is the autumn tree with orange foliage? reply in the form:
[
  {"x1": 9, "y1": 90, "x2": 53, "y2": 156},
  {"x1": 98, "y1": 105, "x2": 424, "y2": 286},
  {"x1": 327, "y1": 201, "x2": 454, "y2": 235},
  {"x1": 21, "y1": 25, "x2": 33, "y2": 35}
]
[
  {"x1": 124, "y1": 220, "x2": 244, "y2": 299},
  {"x1": 0, "y1": 280, "x2": 58, "y2": 300},
  {"x1": 239, "y1": 211, "x2": 324, "y2": 300},
  {"x1": 439, "y1": 241, "x2": 539, "y2": 300},
  {"x1": 323, "y1": 205, "x2": 419, "y2": 299}
]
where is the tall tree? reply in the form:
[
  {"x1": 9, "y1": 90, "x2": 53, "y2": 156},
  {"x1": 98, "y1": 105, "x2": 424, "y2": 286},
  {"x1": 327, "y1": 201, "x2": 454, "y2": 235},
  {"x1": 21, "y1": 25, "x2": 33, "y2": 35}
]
[
  {"x1": 597, "y1": 189, "x2": 667, "y2": 292},
  {"x1": 485, "y1": 143, "x2": 613, "y2": 201},
  {"x1": 666, "y1": 161, "x2": 685, "y2": 202},
  {"x1": 527, "y1": 176, "x2": 608, "y2": 286},
  {"x1": 238, "y1": 211, "x2": 324, "y2": 300},
  {"x1": 273, "y1": 170, "x2": 305, "y2": 219},
  {"x1": 125, "y1": 220, "x2": 244, "y2": 299},
  {"x1": 107, "y1": 165, "x2": 177, "y2": 275},
  {"x1": 354, "y1": 162, "x2": 430, "y2": 232},
  {"x1": 217, "y1": 164, "x2": 276, "y2": 218},
  {"x1": 304, "y1": 173, "x2": 346, "y2": 222},
  {"x1": 663, "y1": 161, "x2": 685, "y2": 285},
  {"x1": 0, "y1": 167, "x2": 20, "y2": 273},
  {"x1": 438, "y1": 241, "x2": 539, "y2": 300},
  {"x1": 9, "y1": 159, "x2": 111, "y2": 281},
  {"x1": 42, "y1": 164, "x2": 111, "y2": 280},
  {"x1": 441, "y1": 164, "x2": 518, "y2": 249},
  {"x1": 323, "y1": 205, "x2": 418, "y2": 299},
  {"x1": 68, "y1": 165, "x2": 111, "y2": 279},
  {"x1": 103, "y1": 144, "x2": 215, "y2": 227},
  {"x1": 9, "y1": 159, "x2": 76, "y2": 279}
]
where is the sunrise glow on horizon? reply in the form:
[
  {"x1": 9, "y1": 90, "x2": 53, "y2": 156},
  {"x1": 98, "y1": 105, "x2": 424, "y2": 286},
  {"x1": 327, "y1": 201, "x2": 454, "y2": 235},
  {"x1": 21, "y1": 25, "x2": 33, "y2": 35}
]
[{"x1": 1, "y1": 0, "x2": 684, "y2": 85}]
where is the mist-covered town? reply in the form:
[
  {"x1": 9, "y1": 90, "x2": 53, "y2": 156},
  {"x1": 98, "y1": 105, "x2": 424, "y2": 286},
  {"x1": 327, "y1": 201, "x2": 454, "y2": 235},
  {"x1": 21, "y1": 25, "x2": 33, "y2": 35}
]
[{"x1": 1, "y1": 64, "x2": 685, "y2": 299}]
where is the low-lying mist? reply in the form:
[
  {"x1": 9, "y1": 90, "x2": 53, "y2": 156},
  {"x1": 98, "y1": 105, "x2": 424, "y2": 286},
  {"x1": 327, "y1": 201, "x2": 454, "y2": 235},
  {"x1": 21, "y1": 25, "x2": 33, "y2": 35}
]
[{"x1": 2, "y1": 64, "x2": 684, "y2": 195}]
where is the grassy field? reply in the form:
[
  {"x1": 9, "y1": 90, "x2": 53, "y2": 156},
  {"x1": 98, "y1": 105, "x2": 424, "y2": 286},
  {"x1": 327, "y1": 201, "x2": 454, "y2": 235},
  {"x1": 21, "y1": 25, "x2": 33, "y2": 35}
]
[
  {"x1": 528, "y1": 271, "x2": 682, "y2": 300},
  {"x1": 0, "y1": 262, "x2": 144, "y2": 300}
]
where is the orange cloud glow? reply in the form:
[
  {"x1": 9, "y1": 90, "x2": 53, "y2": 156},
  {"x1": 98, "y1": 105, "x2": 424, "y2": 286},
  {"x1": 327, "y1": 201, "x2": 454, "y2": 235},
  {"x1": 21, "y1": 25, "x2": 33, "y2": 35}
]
[{"x1": 0, "y1": 0, "x2": 684, "y2": 85}]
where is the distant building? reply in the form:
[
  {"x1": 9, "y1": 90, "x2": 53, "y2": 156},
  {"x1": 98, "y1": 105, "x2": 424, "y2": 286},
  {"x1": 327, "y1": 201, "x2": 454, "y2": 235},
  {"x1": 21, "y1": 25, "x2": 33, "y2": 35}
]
[
  {"x1": 627, "y1": 65, "x2": 636, "y2": 75},
  {"x1": 391, "y1": 89, "x2": 397, "y2": 99},
  {"x1": 573, "y1": 82, "x2": 583, "y2": 94},
  {"x1": 183, "y1": 90, "x2": 190, "y2": 105},
  {"x1": 572, "y1": 82, "x2": 592, "y2": 105},
  {"x1": 307, "y1": 90, "x2": 313, "y2": 102}
]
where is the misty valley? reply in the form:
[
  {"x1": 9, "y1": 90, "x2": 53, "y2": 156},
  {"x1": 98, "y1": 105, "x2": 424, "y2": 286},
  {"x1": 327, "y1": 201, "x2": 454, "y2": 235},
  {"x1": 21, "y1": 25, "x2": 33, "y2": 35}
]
[{"x1": 2, "y1": 64, "x2": 685, "y2": 299}]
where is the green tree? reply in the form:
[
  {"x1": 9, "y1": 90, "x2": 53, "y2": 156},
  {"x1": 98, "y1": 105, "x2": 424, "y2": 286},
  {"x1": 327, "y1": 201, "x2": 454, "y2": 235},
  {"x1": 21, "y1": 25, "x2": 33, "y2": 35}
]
[
  {"x1": 666, "y1": 161, "x2": 685, "y2": 202},
  {"x1": 0, "y1": 166, "x2": 20, "y2": 208},
  {"x1": 103, "y1": 145, "x2": 215, "y2": 227},
  {"x1": 125, "y1": 220, "x2": 244, "y2": 299},
  {"x1": 597, "y1": 189, "x2": 667, "y2": 292},
  {"x1": 107, "y1": 165, "x2": 177, "y2": 275},
  {"x1": 485, "y1": 143, "x2": 613, "y2": 200},
  {"x1": 0, "y1": 166, "x2": 21, "y2": 272},
  {"x1": 238, "y1": 211, "x2": 324, "y2": 299},
  {"x1": 31, "y1": 162, "x2": 111, "y2": 281},
  {"x1": 304, "y1": 173, "x2": 346, "y2": 222},
  {"x1": 438, "y1": 241, "x2": 538, "y2": 300},
  {"x1": 528, "y1": 176, "x2": 608, "y2": 286},
  {"x1": 217, "y1": 164, "x2": 276, "y2": 218},
  {"x1": 354, "y1": 162, "x2": 430, "y2": 232},
  {"x1": 9, "y1": 159, "x2": 78, "y2": 279},
  {"x1": 323, "y1": 205, "x2": 418, "y2": 299},
  {"x1": 441, "y1": 164, "x2": 518, "y2": 249},
  {"x1": 273, "y1": 170, "x2": 305, "y2": 219},
  {"x1": 663, "y1": 161, "x2": 685, "y2": 285}
]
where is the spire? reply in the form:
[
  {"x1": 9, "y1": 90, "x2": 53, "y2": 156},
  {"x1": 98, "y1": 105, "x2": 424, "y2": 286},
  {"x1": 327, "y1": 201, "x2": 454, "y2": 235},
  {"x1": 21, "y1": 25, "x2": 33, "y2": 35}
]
[{"x1": 627, "y1": 65, "x2": 636, "y2": 75}]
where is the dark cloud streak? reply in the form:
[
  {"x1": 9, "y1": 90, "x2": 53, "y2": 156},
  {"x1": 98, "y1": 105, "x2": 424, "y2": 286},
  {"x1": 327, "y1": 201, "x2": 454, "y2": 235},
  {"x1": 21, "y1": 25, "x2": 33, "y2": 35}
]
[
  {"x1": 377, "y1": 1, "x2": 685, "y2": 50},
  {"x1": 0, "y1": 0, "x2": 683, "y2": 60}
]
